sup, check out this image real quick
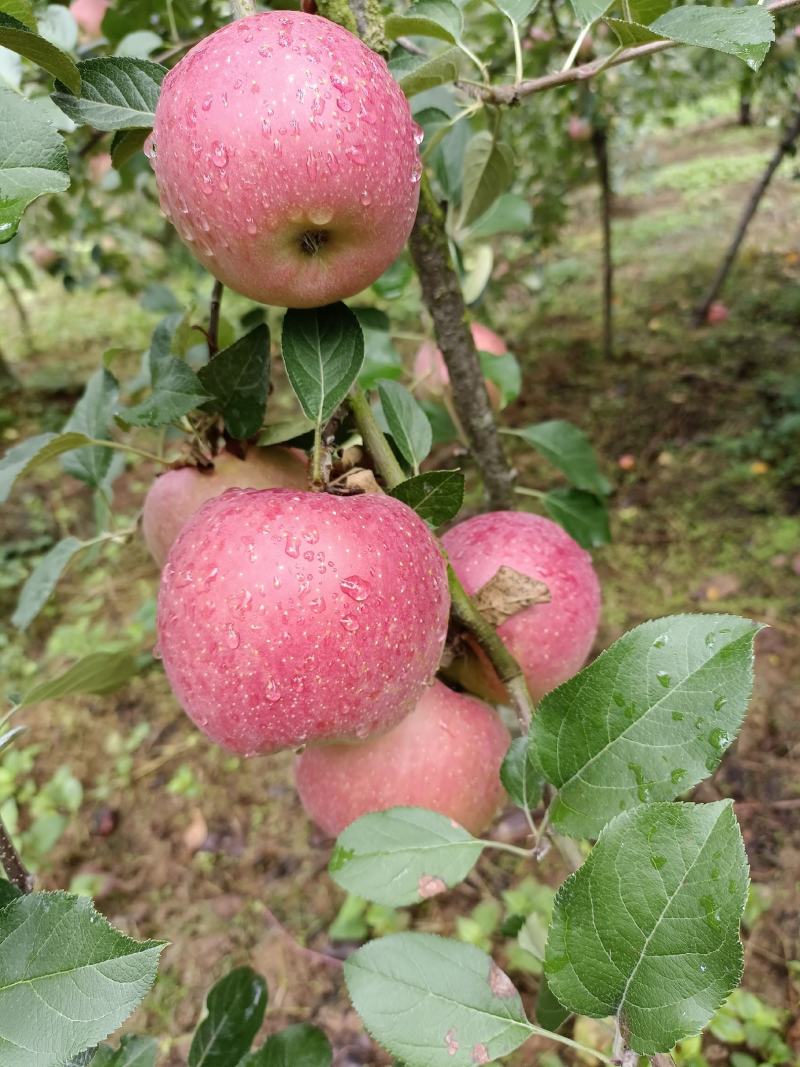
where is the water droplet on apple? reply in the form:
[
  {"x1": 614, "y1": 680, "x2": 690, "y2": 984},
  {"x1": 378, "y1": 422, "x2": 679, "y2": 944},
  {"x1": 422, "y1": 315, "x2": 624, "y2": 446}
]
[
  {"x1": 306, "y1": 150, "x2": 317, "y2": 178},
  {"x1": 413, "y1": 123, "x2": 425, "y2": 145},
  {"x1": 211, "y1": 141, "x2": 229, "y2": 168},
  {"x1": 346, "y1": 144, "x2": 367, "y2": 166},
  {"x1": 308, "y1": 206, "x2": 333, "y2": 225},
  {"x1": 264, "y1": 677, "x2": 281, "y2": 702},
  {"x1": 360, "y1": 188, "x2": 372, "y2": 206},
  {"x1": 285, "y1": 533, "x2": 301, "y2": 558},
  {"x1": 202, "y1": 93, "x2": 213, "y2": 111},
  {"x1": 336, "y1": 96, "x2": 352, "y2": 113},
  {"x1": 340, "y1": 575, "x2": 370, "y2": 601},
  {"x1": 245, "y1": 217, "x2": 257, "y2": 235},
  {"x1": 226, "y1": 627, "x2": 240, "y2": 649},
  {"x1": 152, "y1": 642, "x2": 162, "y2": 660},
  {"x1": 411, "y1": 159, "x2": 423, "y2": 183},
  {"x1": 339, "y1": 613, "x2": 359, "y2": 633}
]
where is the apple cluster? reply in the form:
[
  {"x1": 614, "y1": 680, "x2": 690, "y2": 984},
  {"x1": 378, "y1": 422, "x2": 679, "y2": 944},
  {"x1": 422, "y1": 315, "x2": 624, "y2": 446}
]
[{"x1": 146, "y1": 11, "x2": 602, "y2": 839}]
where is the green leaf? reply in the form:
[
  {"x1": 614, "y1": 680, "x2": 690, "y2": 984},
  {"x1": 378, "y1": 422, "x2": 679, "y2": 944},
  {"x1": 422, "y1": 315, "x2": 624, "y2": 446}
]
[
  {"x1": 17, "y1": 650, "x2": 140, "y2": 708},
  {"x1": 37, "y1": 4, "x2": 78, "y2": 51},
  {"x1": 0, "y1": 431, "x2": 92, "y2": 503},
  {"x1": 0, "y1": 12, "x2": 80, "y2": 92},
  {"x1": 535, "y1": 976, "x2": 570, "y2": 1032},
  {"x1": 389, "y1": 469, "x2": 464, "y2": 527},
  {"x1": 0, "y1": 86, "x2": 69, "y2": 243},
  {"x1": 198, "y1": 324, "x2": 270, "y2": 441},
  {"x1": 569, "y1": 0, "x2": 613, "y2": 24},
  {"x1": 543, "y1": 487, "x2": 611, "y2": 549},
  {"x1": 330, "y1": 807, "x2": 484, "y2": 907},
  {"x1": 110, "y1": 127, "x2": 149, "y2": 168},
  {"x1": 0, "y1": 879, "x2": 21, "y2": 910},
  {"x1": 61, "y1": 369, "x2": 119, "y2": 488},
  {"x1": 651, "y1": 5, "x2": 773, "y2": 71},
  {"x1": 533, "y1": 614, "x2": 761, "y2": 838},
  {"x1": 0, "y1": 1, "x2": 35, "y2": 30},
  {"x1": 389, "y1": 46, "x2": 461, "y2": 96},
  {"x1": 53, "y1": 57, "x2": 167, "y2": 130},
  {"x1": 240, "y1": 1024, "x2": 332, "y2": 1066},
  {"x1": 0, "y1": 891, "x2": 164, "y2": 1067},
  {"x1": 500, "y1": 737, "x2": 544, "y2": 812},
  {"x1": 510, "y1": 419, "x2": 610, "y2": 496},
  {"x1": 115, "y1": 30, "x2": 163, "y2": 59},
  {"x1": 258, "y1": 416, "x2": 315, "y2": 447},
  {"x1": 491, "y1": 0, "x2": 539, "y2": 24},
  {"x1": 466, "y1": 192, "x2": 532, "y2": 239},
  {"x1": 91, "y1": 1035, "x2": 159, "y2": 1067},
  {"x1": 124, "y1": 356, "x2": 209, "y2": 428},
  {"x1": 189, "y1": 967, "x2": 268, "y2": 1067},
  {"x1": 459, "y1": 131, "x2": 514, "y2": 230},
  {"x1": 545, "y1": 801, "x2": 749, "y2": 1054},
  {"x1": 281, "y1": 303, "x2": 364, "y2": 431},
  {"x1": 385, "y1": 0, "x2": 463, "y2": 44},
  {"x1": 480, "y1": 351, "x2": 520, "y2": 408},
  {"x1": 345, "y1": 932, "x2": 531, "y2": 1066},
  {"x1": 377, "y1": 380, "x2": 432, "y2": 473},
  {"x1": 12, "y1": 534, "x2": 84, "y2": 630}
]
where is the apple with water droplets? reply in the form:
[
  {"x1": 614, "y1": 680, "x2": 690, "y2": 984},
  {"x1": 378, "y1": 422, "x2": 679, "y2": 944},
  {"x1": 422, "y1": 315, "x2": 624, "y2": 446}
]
[
  {"x1": 143, "y1": 446, "x2": 308, "y2": 567},
  {"x1": 157, "y1": 487, "x2": 450, "y2": 754},
  {"x1": 443, "y1": 511, "x2": 601, "y2": 701},
  {"x1": 414, "y1": 323, "x2": 509, "y2": 410},
  {"x1": 146, "y1": 11, "x2": 422, "y2": 309},
  {"x1": 295, "y1": 680, "x2": 510, "y2": 837}
]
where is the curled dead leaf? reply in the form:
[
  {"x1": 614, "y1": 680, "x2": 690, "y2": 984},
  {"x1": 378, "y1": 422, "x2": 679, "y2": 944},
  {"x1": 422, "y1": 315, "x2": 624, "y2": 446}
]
[{"x1": 473, "y1": 565, "x2": 550, "y2": 627}]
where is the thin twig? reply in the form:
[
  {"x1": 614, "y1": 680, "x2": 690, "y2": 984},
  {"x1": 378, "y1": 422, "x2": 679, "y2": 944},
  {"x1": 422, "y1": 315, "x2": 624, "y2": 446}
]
[
  {"x1": 0, "y1": 813, "x2": 33, "y2": 894},
  {"x1": 207, "y1": 279, "x2": 224, "y2": 358},
  {"x1": 459, "y1": 0, "x2": 800, "y2": 105},
  {"x1": 263, "y1": 906, "x2": 343, "y2": 970}
]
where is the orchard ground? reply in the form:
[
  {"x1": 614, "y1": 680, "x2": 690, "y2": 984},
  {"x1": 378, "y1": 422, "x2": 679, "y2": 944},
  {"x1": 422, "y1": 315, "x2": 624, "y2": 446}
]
[{"x1": 2, "y1": 106, "x2": 799, "y2": 1062}]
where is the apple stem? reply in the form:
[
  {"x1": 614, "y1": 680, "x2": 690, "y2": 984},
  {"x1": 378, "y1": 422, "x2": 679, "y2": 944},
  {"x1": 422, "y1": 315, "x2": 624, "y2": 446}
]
[
  {"x1": 347, "y1": 386, "x2": 405, "y2": 489},
  {"x1": 0, "y1": 813, "x2": 33, "y2": 893},
  {"x1": 348, "y1": 383, "x2": 535, "y2": 728},
  {"x1": 447, "y1": 564, "x2": 535, "y2": 730}
]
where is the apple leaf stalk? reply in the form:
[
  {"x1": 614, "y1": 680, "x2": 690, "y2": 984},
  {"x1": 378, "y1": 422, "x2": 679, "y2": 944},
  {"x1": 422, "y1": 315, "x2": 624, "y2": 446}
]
[{"x1": 347, "y1": 385, "x2": 536, "y2": 729}]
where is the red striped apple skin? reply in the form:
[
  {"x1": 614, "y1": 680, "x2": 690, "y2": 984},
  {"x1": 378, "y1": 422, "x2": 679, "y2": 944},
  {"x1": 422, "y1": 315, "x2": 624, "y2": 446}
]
[
  {"x1": 147, "y1": 11, "x2": 422, "y2": 308},
  {"x1": 295, "y1": 681, "x2": 510, "y2": 837},
  {"x1": 157, "y1": 488, "x2": 450, "y2": 755}
]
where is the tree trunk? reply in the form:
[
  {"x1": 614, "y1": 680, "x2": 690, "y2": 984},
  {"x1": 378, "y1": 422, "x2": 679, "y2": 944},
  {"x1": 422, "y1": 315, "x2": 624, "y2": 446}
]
[
  {"x1": 739, "y1": 96, "x2": 752, "y2": 127},
  {"x1": 694, "y1": 107, "x2": 800, "y2": 326},
  {"x1": 408, "y1": 177, "x2": 514, "y2": 510},
  {"x1": 591, "y1": 121, "x2": 614, "y2": 360}
]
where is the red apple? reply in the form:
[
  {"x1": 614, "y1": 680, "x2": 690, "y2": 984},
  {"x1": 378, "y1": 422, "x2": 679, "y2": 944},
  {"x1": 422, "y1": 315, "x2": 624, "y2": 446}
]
[
  {"x1": 142, "y1": 446, "x2": 308, "y2": 567},
  {"x1": 69, "y1": 0, "x2": 109, "y2": 37},
  {"x1": 568, "y1": 115, "x2": 593, "y2": 142},
  {"x1": 706, "y1": 301, "x2": 729, "y2": 325},
  {"x1": 147, "y1": 11, "x2": 422, "y2": 309},
  {"x1": 414, "y1": 323, "x2": 508, "y2": 409},
  {"x1": 157, "y1": 488, "x2": 450, "y2": 754},
  {"x1": 88, "y1": 152, "x2": 113, "y2": 184},
  {"x1": 295, "y1": 680, "x2": 509, "y2": 837},
  {"x1": 443, "y1": 512, "x2": 601, "y2": 700},
  {"x1": 29, "y1": 242, "x2": 58, "y2": 270}
]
